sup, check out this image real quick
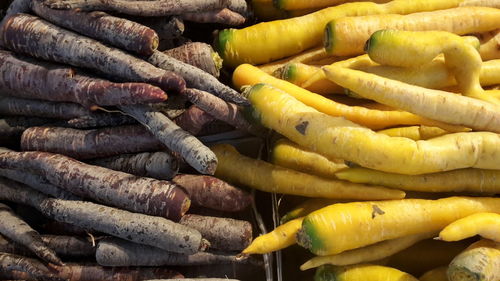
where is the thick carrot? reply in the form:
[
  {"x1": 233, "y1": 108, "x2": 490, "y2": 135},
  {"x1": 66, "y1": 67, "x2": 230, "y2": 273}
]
[
  {"x1": 300, "y1": 232, "x2": 435, "y2": 270},
  {"x1": 377, "y1": 126, "x2": 449, "y2": 140},
  {"x1": 245, "y1": 83, "x2": 500, "y2": 174},
  {"x1": 271, "y1": 139, "x2": 347, "y2": 178},
  {"x1": 233, "y1": 64, "x2": 465, "y2": 131},
  {"x1": 0, "y1": 234, "x2": 95, "y2": 258},
  {"x1": 0, "y1": 149, "x2": 190, "y2": 221},
  {"x1": 0, "y1": 180, "x2": 205, "y2": 254},
  {"x1": 172, "y1": 174, "x2": 252, "y2": 212},
  {"x1": 314, "y1": 264, "x2": 418, "y2": 281},
  {"x1": 243, "y1": 217, "x2": 303, "y2": 254},
  {"x1": 2, "y1": 14, "x2": 185, "y2": 93},
  {"x1": 174, "y1": 105, "x2": 216, "y2": 136},
  {"x1": 89, "y1": 152, "x2": 179, "y2": 180},
  {"x1": 148, "y1": 50, "x2": 248, "y2": 106},
  {"x1": 96, "y1": 238, "x2": 247, "y2": 267},
  {"x1": 324, "y1": 7, "x2": 499, "y2": 56},
  {"x1": 0, "y1": 0, "x2": 30, "y2": 46},
  {"x1": 323, "y1": 65, "x2": 500, "y2": 132},
  {"x1": 66, "y1": 113, "x2": 136, "y2": 129},
  {"x1": 336, "y1": 168, "x2": 500, "y2": 193},
  {"x1": 119, "y1": 105, "x2": 218, "y2": 175},
  {"x1": 439, "y1": 213, "x2": 500, "y2": 242},
  {"x1": 216, "y1": 0, "x2": 465, "y2": 67},
  {"x1": 447, "y1": 239, "x2": 500, "y2": 281},
  {"x1": 21, "y1": 125, "x2": 163, "y2": 159},
  {"x1": 297, "y1": 197, "x2": 500, "y2": 256},
  {"x1": 0, "y1": 51, "x2": 167, "y2": 107},
  {"x1": 0, "y1": 96, "x2": 92, "y2": 119},
  {"x1": 478, "y1": 29, "x2": 500, "y2": 60},
  {"x1": 281, "y1": 199, "x2": 340, "y2": 224},
  {"x1": 212, "y1": 144, "x2": 405, "y2": 200},
  {"x1": 181, "y1": 8, "x2": 246, "y2": 26},
  {"x1": 0, "y1": 203, "x2": 62, "y2": 265},
  {"x1": 31, "y1": 0, "x2": 159, "y2": 56},
  {"x1": 164, "y1": 42, "x2": 222, "y2": 78},
  {"x1": 0, "y1": 253, "x2": 54, "y2": 281},
  {"x1": 419, "y1": 267, "x2": 448, "y2": 281},
  {"x1": 459, "y1": 0, "x2": 500, "y2": 8},
  {"x1": 179, "y1": 214, "x2": 252, "y2": 251}
]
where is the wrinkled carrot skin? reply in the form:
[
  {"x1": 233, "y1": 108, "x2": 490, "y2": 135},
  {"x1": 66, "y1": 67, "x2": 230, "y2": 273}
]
[
  {"x1": 164, "y1": 42, "x2": 221, "y2": 77},
  {"x1": 174, "y1": 105, "x2": 216, "y2": 136},
  {"x1": 447, "y1": 239, "x2": 500, "y2": 281}
]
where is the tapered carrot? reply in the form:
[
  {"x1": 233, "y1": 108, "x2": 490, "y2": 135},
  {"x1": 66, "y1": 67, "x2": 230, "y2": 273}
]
[
  {"x1": 181, "y1": 8, "x2": 246, "y2": 26},
  {"x1": 164, "y1": 43, "x2": 222, "y2": 77},
  {"x1": 31, "y1": 0, "x2": 159, "y2": 56},
  {"x1": 3, "y1": 14, "x2": 185, "y2": 93},
  {"x1": 439, "y1": 213, "x2": 500, "y2": 242},
  {"x1": 0, "y1": 149, "x2": 190, "y2": 221},
  {"x1": 0, "y1": 96, "x2": 92, "y2": 119},
  {"x1": 243, "y1": 217, "x2": 303, "y2": 254},
  {"x1": 0, "y1": 203, "x2": 62, "y2": 265}
]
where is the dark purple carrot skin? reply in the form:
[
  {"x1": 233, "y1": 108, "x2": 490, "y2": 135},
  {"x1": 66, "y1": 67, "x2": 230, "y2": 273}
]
[
  {"x1": 0, "y1": 203, "x2": 63, "y2": 266},
  {"x1": 21, "y1": 125, "x2": 164, "y2": 159},
  {"x1": 0, "y1": 0, "x2": 31, "y2": 47},
  {"x1": 41, "y1": 221, "x2": 91, "y2": 236},
  {"x1": 174, "y1": 105, "x2": 216, "y2": 136},
  {"x1": 0, "y1": 96, "x2": 91, "y2": 119},
  {"x1": 2, "y1": 14, "x2": 185, "y2": 93},
  {"x1": 0, "y1": 253, "x2": 56, "y2": 280},
  {"x1": 0, "y1": 116, "x2": 56, "y2": 147},
  {"x1": 31, "y1": 0, "x2": 159, "y2": 56},
  {"x1": 65, "y1": 113, "x2": 137, "y2": 129},
  {"x1": 163, "y1": 42, "x2": 220, "y2": 77},
  {"x1": 181, "y1": 8, "x2": 246, "y2": 26},
  {"x1": 172, "y1": 174, "x2": 252, "y2": 212},
  {"x1": 179, "y1": 214, "x2": 253, "y2": 251},
  {"x1": 0, "y1": 51, "x2": 167, "y2": 107},
  {"x1": 0, "y1": 150, "x2": 190, "y2": 220}
]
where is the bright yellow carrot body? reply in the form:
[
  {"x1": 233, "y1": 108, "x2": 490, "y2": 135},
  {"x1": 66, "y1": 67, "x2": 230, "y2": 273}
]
[
  {"x1": 301, "y1": 232, "x2": 435, "y2": 270},
  {"x1": 336, "y1": 168, "x2": 500, "y2": 193},
  {"x1": 324, "y1": 7, "x2": 499, "y2": 56},
  {"x1": 233, "y1": 64, "x2": 465, "y2": 131},
  {"x1": 439, "y1": 213, "x2": 500, "y2": 242},
  {"x1": 448, "y1": 239, "x2": 500, "y2": 281},
  {"x1": 281, "y1": 198, "x2": 341, "y2": 224},
  {"x1": 377, "y1": 126, "x2": 449, "y2": 140},
  {"x1": 242, "y1": 217, "x2": 303, "y2": 254},
  {"x1": 420, "y1": 267, "x2": 448, "y2": 281},
  {"x1": 322, "y1": 65, "x2": 500, "y2": 132},
  {"x1": 271, "y1": 139, "x2": 347, "y2": 178},
  {"x1": 216, "y1": 0, "x2": 464, "y2": 66},
  {"x1": 314, "y1": 264, "x2": 419, "y2": 281},
  {"x1": 211, "y1": 144, "x2": 405, "y2": 200},
  {"x1": 297, "y1": 197, "x2": 500, "y2": 256},
  {"x1": 245, "y1": 83, "x2": 500, "y2": 175}
]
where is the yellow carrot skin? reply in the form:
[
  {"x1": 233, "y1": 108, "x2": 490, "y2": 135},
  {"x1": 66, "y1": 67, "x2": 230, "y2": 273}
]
[
  {"x1": 242, "y1": 217, "x2": 303, "y2": 254},
  {"x1": 216, "y1": 0, "x2": 465, "y2": 67},
  {"x1": 322, "y1": 65, "x2": 500, "y2": 132},
  {"x1": 211, "y1": 144, "x2": 405, "y2": 200},
  {"x1": 271, "y1": 138, "x2": 347, "y2": 179},
  {"x1": 245, "y1": 83, "x2": 500, "y2": 175},
  {"x1": 419, "y1": 267, "x2": 448, "y2": 281},
  {"x1": 377, "y1": 126, "x2": 448, "y2": 140},
  {"x1": 324, "y1": 7, "x2": 498, "y2": 56},
  {"x1": 281, "y1": 198, "x2": 341, "y2": 224},
  {"x1": 314, "y1": 264, "x2": 419, "y2": 281},
  {"x1": 448, "y1": 239, "x2": 500, "y2": 281},
  {"x1": 335, "y1": 168, "x2": 500, "y2": 193},
  {"x1": 274, "y1": 63, "x2": 342, "y2": 95},
  {"x1": 257, "y1": 47, "x2": 338, "y2": 74},
  {"x1": 233, "y1": 64, "x2": 465, "y2": 131},
  {"x1": 276, "y1": 0, "x2": 392, "y2": 10},
  {"x1": 439, "y1": 213, "x2": 500, "y2": 242},
  {"x1": 479, "y1": 30, "x2": 500, "y2": 61},
  {"x1": 301, "y1": 232, "x2": 434, "y2": 270},
  {"x1": 298, "y1": 197, "x2": 500, "y2": 256}
]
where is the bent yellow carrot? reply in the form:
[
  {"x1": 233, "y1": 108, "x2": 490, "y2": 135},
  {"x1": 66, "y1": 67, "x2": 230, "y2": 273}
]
[
  {"x1": 314, "y1": 264, "x2": 419, "y2": 281},
  {"x1": 211, "y1": 144, "x2": 405, "y2": 200},
  {"x1": 439, "y1": 213, "x2": 500, "y2": 242},
  {"x1": 297, "y1": 197, "x2": 500, "y2": 256},
  {"x1": 301, "y1": 232, "x2": 435, "y2": 270},
  {"x1": 322, "y1": 65, "x2": 500, "y2": 132},
  {"x1": 233, "y1": 64, "x2": 465, "y2": 131},
  {"x1": 335, "y1": 168, "x2": 500, "y2": 193},
  {"x1": 242, "y1": 217, "x2": 303, "y2": 254}
]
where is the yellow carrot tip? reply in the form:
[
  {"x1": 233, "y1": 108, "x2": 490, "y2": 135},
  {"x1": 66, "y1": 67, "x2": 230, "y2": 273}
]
[
  {"x1": 324, "y1": 21, "x2": 336, "y2": 54},
  {"x1": 300, "y1": 260, "x2": 315, "y2": 271},
  {"x1": 214, "y1": 29, "x2": 233, "y2": 60}
]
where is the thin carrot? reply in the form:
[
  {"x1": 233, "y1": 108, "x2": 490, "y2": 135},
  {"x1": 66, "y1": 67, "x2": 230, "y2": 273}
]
[
  {"x1": 243, "y1": 217, "x2": 304, "y2": 254},
  {"x1": 439, "y1": 213, "x2": 500, "y2": 242}
]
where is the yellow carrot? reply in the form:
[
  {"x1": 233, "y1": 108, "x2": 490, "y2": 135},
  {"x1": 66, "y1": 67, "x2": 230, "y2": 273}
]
[
  {"x1": 271, "y1": 138, "x2": 347, "y2": 178},
  {"x1": 211, "y1": 143, "x2": 405, "y2": 200},
  {"x1": 479, "y1": 29, "x2": 500, "y2": 61},
  {"x1": 459, "y1": 0, "x2": 500, "y2": 8},
  {"x1": 419, "y1": 266, "x2": 448, "y2": 281},
  {"x1": 447, "y1": 239, "x2": 500, "y2": 281},
  {"x1": 439, "y1": 213, "x2": 500, "y2": 242},
  {"x1": 377, "y1": 126, "x2": 449, "y2": 140},
  {"x1": 322, "y1": 65, "x2": 500, "y2": 132},
  {"x1": 300, "y1": 232, "x2": 435, "y2": 270},
  {"x1": 274, "y1": 63, "x2": 342, "y2": 94},
  {"x1": 335, "y1": 168, "x2": 500, "y2": 193},
  {"x1": 257, "y1": 47, "x2": 338, "y2": 74},
  {"x1": 244, "y1": 83, "x2": 500, "y2": 175},
  {"x1": 297, "y1": 197, "x2": 500, "y2": 256},
  {"x1": 233, "y1": 64, "x2": 465, "y2": 131},
  {"x1": 314, "y1": 264, "x2": 419, "y2": 281},
  {"x1": 242, "y1": 217, "x2": 303, "y2": 254},
  {"x1": 281, "y1": 198, "x2": 341, "y2": 224},
  {"x1": 324, "y1": 7, "x2": 499, "y2": 56},
  {"x1": 216, "y1": 0, "x2": 465, "y2": 66},
  {"x1": 275, "y1": 0, "x2": 391, "y2": 11}
]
